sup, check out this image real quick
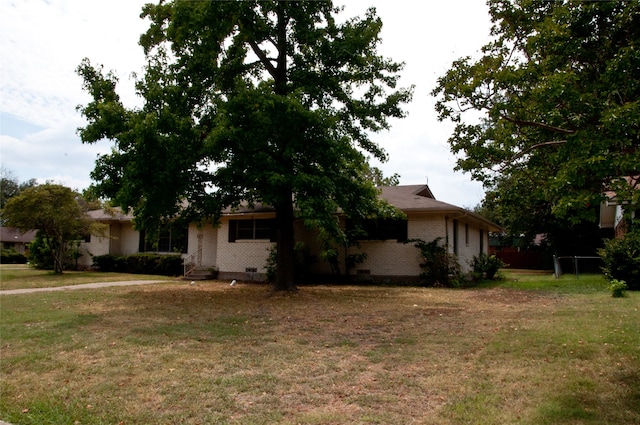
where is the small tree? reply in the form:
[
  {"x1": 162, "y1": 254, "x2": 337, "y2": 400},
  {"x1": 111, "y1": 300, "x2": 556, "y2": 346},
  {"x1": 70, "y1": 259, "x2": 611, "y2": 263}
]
[{"x1": 1, "y1": 184, "x2": 94, "y2": 274}]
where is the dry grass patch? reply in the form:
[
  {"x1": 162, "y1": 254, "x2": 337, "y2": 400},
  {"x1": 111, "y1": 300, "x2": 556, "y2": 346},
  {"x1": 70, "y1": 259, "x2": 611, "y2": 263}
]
[{"x1": 1, "y1": 277, "x2": 639, "y2": 424}]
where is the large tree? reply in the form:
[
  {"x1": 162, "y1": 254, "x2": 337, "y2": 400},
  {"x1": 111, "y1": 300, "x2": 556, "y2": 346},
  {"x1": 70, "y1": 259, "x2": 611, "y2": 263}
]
[
  {"x1": 1, "y1": 184, "x2": 94, "y2": 274},
  {"x1": 433, "y1": 0, "x2": 639, "y2": 237},
  {"x1": 77, "y1": 1, "x2": 412, "y2": 290}
]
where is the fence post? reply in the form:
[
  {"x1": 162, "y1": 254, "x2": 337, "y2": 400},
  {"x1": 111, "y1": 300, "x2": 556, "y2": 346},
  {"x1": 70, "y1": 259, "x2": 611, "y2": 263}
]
[{"x1": 553, "y1": 255, "x2": 561, "y2": 279}]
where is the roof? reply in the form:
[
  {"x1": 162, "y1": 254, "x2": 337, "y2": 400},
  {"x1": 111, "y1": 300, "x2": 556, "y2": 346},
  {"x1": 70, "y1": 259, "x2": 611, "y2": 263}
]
[
  {"x1": 379, "y1": 185, "x2": 502, "y2": 232},
  {"x1": 83, "y1": 185, "x2": 502, "y2": 232},
  {"x1": 0, "y1": 227, "x2": 38, "y2": 243},
  {"x1": 86, "y1": 208, "x2": 134, "y2": 222}
]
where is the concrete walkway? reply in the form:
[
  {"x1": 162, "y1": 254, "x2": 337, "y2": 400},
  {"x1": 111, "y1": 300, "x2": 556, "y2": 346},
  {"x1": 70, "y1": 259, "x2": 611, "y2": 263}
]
[{"x1": 0, "y1": 280, "x2": 168, "y2": 295}]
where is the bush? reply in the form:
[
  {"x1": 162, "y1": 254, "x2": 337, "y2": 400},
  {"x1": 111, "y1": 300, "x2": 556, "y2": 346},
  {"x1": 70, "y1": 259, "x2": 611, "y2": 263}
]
[
  {"x1": 471, "y1": 254, "x2": 507, "y2": 280},
  {"x1": 409, "y1": 238, "x2": 463, "y2": 287},
  {"x1": 608, "y1": 279, "x2": 628, "y2": 298},
  {"x1": 92, "y1": 255, "x2": 127, "y2": 272},
  {"x1": 1, "y1": 248, "x2": 28, "y2": 264},
  {"x1": 599, "y1": 227, "x2": 640, "y2": 290},
  {"x1": 27, "y1": 232, "x2": 54, "y2": 270},
  {"x1": 93, "y1": 254, "x2": 183, "y2": 276}
]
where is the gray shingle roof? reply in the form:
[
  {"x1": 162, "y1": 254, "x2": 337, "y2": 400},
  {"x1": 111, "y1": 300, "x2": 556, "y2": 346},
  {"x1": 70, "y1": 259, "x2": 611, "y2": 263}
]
[
  {"x1": 0, "y1": 227, "x2": 38, "y2": 243},
  {"x1": 379, "y1": 185, "x2": 501, "y2": 231}
]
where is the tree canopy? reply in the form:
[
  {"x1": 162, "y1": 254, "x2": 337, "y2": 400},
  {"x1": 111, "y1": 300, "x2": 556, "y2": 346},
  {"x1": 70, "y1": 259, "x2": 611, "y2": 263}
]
[
  {"x1": 1, "y1": 184, "x2": 94, "y2": 274},
  {"x1": 433, "y1": 0, "x2": 639, "y2": 238},
  {"x1": 0, "y1": 167, "x2": 37, "y2": 211},
  {"x1": 77, "y1": 1, "x2": 412, "y2": 290}
]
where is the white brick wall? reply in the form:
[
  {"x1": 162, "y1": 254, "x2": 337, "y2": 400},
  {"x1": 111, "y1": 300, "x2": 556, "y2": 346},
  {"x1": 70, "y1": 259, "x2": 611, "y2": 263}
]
[
  {"x1": 187, "y1": 223, "x2": 218, "y2": 268},
  {"x1": 77, "y1": 222, "x2": 141, "y2": 267},
  {"x1": 216, "y1": 218, "x2": 275, "y2": 274},
  {"x1": 84, "y1": 211, "x2": 489, "y2": 279},
  {"x1": 118, "y1": 224, "x2": 140, "y2": 255},
  {"x1": 353, "y1": 214, "x2": 445, "y2": 276}
]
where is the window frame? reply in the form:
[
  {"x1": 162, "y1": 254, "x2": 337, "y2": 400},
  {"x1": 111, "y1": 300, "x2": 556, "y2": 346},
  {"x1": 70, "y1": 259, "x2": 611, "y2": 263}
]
[
  {"x1": 139, "y1": 224, "x2": 188, "y2": 254},
  {"x1": 228, "y1": 218, "x2": 277, "y2": 242},
  {"x1": 348, "y1": 218, "x2": 408, "y2": 242}
]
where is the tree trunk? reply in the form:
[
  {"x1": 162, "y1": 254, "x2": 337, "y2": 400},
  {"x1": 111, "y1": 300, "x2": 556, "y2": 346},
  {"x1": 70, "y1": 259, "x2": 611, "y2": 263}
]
[
  {"x1": 274, "y1": 194, "x2": 296, "y2": 291},
  {"x1": 49, "y1": 236, "x2": 64, "y2": 275}
]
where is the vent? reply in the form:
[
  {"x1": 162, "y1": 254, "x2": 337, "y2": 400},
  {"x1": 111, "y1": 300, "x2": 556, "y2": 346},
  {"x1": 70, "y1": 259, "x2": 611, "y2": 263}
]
[
  {"x1": 357, "y1": 269, "x2": 371, "y2": 275},
  {"x1": 245, "y1": 267, "x2": 258, "y2": 273}
]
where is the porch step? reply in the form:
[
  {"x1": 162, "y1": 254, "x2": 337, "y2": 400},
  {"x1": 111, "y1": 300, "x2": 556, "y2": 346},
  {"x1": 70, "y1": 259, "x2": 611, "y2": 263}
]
[{"x1": 183, "y1": 267, "x2": 217, "y2": 281}]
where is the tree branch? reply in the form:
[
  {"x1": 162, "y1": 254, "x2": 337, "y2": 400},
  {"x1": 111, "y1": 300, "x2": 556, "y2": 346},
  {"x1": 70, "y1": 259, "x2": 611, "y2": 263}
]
[
  {"x1": 247, "y1": 39, "x2": 278, "y2": 80},
  {"x1": 500, "y1": 114, "x2": 576, "y2": 135},
  {"x1": 496, "y1": 140, "x2": 567, "y2": 172}
]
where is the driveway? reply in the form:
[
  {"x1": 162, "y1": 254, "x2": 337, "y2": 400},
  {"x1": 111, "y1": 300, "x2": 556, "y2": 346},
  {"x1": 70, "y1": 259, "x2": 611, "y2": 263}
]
[{"x1": 0, "y1": 280, "x2": 168, "y2": 295}]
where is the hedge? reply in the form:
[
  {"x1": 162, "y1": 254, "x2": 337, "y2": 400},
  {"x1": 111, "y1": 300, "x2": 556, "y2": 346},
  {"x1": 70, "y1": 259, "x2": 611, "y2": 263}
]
[
  {"x1": 93, "y1": 254, "x2": 183, "y2": 276},
  {"x1": 1, "y1": 249, "x2": 28, "y2": 264}
]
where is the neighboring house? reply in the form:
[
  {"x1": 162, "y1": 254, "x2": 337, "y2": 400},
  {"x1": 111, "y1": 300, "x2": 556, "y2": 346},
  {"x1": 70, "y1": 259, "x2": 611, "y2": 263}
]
[
  {"x1": 78, "y1": 185, "x2": 501, "y2": 282},
  {"x1": 0, "y1": 227, "x2": 37, "y2": 255},
  {"x1": 599, "y1": 176, "x2": 639, "y2": 238}
]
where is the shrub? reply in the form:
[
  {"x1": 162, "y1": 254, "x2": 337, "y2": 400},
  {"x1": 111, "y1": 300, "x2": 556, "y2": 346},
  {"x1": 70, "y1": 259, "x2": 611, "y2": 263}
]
[
  {"x1": 1, "y1": 248, "x2": 28, "y2": 264},
  {"x1": 409, "y1": 238, "x2": 463, "y2": 287},
  {"x1": 93, "y1": 254, "x2": 182, "y2": 276},
  {"x1": 608, "y1": 279, "x2": 628, "y2": 298},
  {"x1": 599, "y1": 227, "x2": 640, "y2": 290},
  {"x1": 27, "y1": 232, "x2": 54, "y2": 270},
  {"x1": 471, "y1": 254, "x2": 507, "y2": 280},
  {"x1": 93, "y1": 255, "x2": 126, "y2": 272}
]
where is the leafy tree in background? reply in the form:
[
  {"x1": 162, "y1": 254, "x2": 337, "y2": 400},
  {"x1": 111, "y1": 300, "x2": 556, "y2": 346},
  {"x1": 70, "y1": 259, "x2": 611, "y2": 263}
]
[
  {"x1": 0, "y1": 167, "x2": 38, "y2": 210},
  {"x1": 77, "y1": 1, "x2": 412, "y2": 290},
  {"x1": 1, "y1": 184, "x2": 95, "y2": 274},
  {"x1": 433, "y1": 1, "x2": 639, "y2": 242}
]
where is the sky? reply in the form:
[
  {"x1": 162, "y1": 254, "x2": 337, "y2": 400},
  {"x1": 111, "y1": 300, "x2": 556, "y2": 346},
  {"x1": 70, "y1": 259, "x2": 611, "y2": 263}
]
[{"x1": 0, "y1": 0, "x2": 492, "y2": 208}]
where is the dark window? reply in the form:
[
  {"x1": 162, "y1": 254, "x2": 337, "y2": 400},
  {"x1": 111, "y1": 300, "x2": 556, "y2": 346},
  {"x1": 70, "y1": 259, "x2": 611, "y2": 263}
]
[
  {"x1": 349, "y1": 218, "x2": 408, "y2": 242},
  {"x1": 479, "y1": 229, "x2": 484, "y2": 255},
  {"x1": 228, "y1": 219, "x2": 276, "y2": 242},
  {"x1": 139, "y1": 224, "x2": 188, "y2": 253},
  {"x1": 465, "y1": 223, "x2": 469, "y2": 246},
  {"x1": 453, "y1": 219, "x2": 459, "y2": 255}
]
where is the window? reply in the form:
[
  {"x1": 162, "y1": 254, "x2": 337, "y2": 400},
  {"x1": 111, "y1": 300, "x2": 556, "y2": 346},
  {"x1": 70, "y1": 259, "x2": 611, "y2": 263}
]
[
  {"x1": 453, "y1": 219, "x2": 459, "y2": 255},
  {"x1": 479, "y1": 229, "x2": 484, "y2": 255},
  {"x1": 139, "y1": 224, "x2": 188, "y2": 253},
  {"x1": 348, "y1": 218, "x2": 408, "y2": 242},
  {"x1": 465, "y1": 223, "x2": 469, "y2": 246},
  {"x1": 228, "y1": 219, "x2": 276, "y2": 242}
]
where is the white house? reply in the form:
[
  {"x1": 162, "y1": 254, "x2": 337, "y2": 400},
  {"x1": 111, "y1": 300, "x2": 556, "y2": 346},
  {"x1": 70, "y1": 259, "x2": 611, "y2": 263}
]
[{"x1": 79, "y1": 185, "x2": 501, "y2": 282}]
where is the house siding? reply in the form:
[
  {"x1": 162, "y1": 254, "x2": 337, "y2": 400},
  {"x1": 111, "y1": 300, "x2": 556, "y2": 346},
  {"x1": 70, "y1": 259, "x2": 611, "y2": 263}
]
[
  {"x1": 82, "y1": 185, "x2": 500, "y2": 281},
  {"x1": 187, "y1": 223, "x2": 218, "y2": 268},
  {"x1": 216, "y1": 218, "x2": 275, "y2": 281},
  {"x1": 78, "y1": 222, "x2": 141, "y2": 268}
]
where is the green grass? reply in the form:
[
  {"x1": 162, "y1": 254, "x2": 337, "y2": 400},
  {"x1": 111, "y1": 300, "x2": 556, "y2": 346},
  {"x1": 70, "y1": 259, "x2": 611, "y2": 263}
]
[
  {"x1": 1, "y1": 272, "x2": 639, "y2": 424},
  {"x1": 482, "y1": 269, "x2": 610, "y2": 293}
]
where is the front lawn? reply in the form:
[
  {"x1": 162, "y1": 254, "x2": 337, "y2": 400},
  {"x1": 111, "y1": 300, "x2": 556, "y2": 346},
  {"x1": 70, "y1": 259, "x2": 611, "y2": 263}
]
[
  {"x1": 1, "y1": 273, "x2": 638, "y2": 424},
  {"x1": 0, "y1": 265, "x2": 174, "y2": 291}
]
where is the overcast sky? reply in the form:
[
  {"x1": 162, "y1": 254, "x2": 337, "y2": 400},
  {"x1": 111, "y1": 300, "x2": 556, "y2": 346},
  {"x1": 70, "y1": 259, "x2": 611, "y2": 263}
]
[{"x1": 0, "y1": 0, "x2": 492, "y2": 208}]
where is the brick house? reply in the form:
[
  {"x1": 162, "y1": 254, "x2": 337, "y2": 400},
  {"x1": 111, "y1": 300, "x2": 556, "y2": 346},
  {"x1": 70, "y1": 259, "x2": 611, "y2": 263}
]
[
  {"x1": 78, "y1": 185, "x2": 500, "y2": 282},
  {"x1": 0, "y1": 227, "x2": 37, "y2": 255},
  {"x1": 599, "y1": 176, "x2": 639, "y2": 238}
]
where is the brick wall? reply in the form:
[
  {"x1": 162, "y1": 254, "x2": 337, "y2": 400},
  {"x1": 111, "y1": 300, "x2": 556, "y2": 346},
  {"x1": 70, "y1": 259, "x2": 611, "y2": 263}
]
[{"x1": 216, "y1": 218, "x2": 275, "y2": 279}]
